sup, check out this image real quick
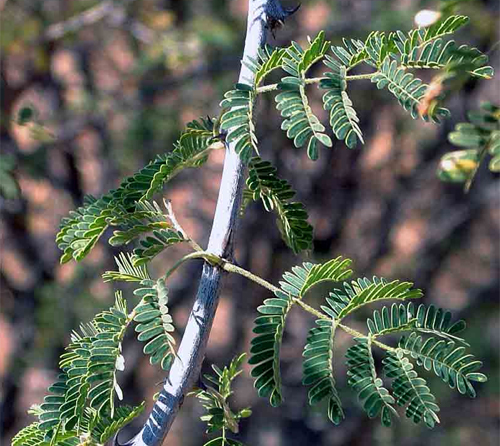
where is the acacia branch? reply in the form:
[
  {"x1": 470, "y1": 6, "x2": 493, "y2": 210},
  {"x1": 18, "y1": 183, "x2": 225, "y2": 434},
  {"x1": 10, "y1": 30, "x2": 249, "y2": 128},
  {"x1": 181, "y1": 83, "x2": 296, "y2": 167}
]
[{"x1": 115, "y1": 1, "x2": 289, "y2": 445}]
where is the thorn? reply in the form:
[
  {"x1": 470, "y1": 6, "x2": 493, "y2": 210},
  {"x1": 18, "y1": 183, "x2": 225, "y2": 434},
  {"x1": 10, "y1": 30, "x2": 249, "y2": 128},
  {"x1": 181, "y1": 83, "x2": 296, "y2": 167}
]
[
  {"x1": 284, "y1": 3, "x2": 301, "y2": 18},
  {"x1": 265, "y1": 1, "x2": 301, "y2": 38},
  {"x1": 113, "y1": 418, "x2": 141, "y2": 446},
  {"x1": 113, "y1": 430, "x2": 136, "y2": 446}
]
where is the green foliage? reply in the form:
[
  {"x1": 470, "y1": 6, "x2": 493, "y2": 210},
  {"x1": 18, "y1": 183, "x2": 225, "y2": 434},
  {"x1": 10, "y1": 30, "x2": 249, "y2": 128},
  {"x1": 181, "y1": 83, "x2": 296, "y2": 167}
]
[
  {"x1": 220, "y1": 83, "x2": 258, "y2": 163},
  {"x1": 399, "y1": 38, "x2": 493, "y2": 79},
  {"x1": 132, "y1": 227, "x2": 186, "y2": 266},
  {"x1": 243, "y1": 157, "x2": 313, "y2": 253},
  {"x1": 36, "y1": 373, "x2": 69, "y2": 431},
  {"x1": 249, "y1": 257, "x2": 353, "y2": 407},
  {"x1": 364, "y1": 31, "x2": 398, "y2": 68},
  {"x1": 323, "y1": 276, "x2": 423, "y2": 321},
  {"x1": 190, "y1": 353, "x2": 250, "y2": 446},
  {"x1": 321, "y1": 57, "x2": 364, "y2": 148},
  {"x1": 12, "y1": 423, "x2": 50, "y2": 446},
  {"x1": 11, "y1": 423, "x2": 79, "y2": 446},
  {"x1": 391, "y1": 16, "x2": 471, "y2": 69},
  {"x1": 371, "y1": 56, "x2": 450, "y2": 122},
  {"x1": 407, "y1": 302, "x2": 467, "y2": 344},
  {"x1": 383, "y1": 351, "x2": 441, "y2": 428},
  {"x1": 86, "y1": 404, "x2": 145, "y2": 444},
  {"x1": 249, "y1": 288, "x2": 291, "y2": 407},
  {"x1": 13, "y1": 404, "x2": 145, "y2": 446},
  {"x1": 276, "y1": 31, "x2": 332, "y2": 160},
  {"x1": 57, "y1": 120, "x2": 220, "y2": 263},
  {"x1": 16, "y1": 12, "x2": 494, "y2": 443},
  {"x1": 144, "y1": 117, "x2": 220, "y2": 199},
  {"x1": 366, "y1": 303, "x2": 418, "y2": 337},
  {"x1": 133, "y1": 278, "x2": 176, "y2": 371},
  {"x1": 366, "y1": 302, "x2": 467, "y2": 344},
  {"x1": 420, "y1": 14, "x2": 469, "y2": 42},
  {"x1": 330, "y1": 38, "x2": 368, "y2": 70},
  {"x1": 245, "y1": 45, "x2": 287, "y2": 87},
  {"x1": 22, "y1": 293, "x2": 137, "y2": 441},
  {"x1": 346, "y1": 337, "x2": 397, "y2": 426},
  {"x1": 56, "y1": 15, "x2": 495, "y2": 264},
  {"x1": 107, "y1": 200, "x2": 173, "y2": 247},
  {"x1": 398, "y1": 332, "x2": 487, "y2": 397},
  {"x1": 438, "y1": 102, "x2": 500, "y2": 191},
  {"x1": 102, "y1": 252, "x2": 151, "y2": 283},
  {"x1": 250, "y1": 257, "x2": 486, "y2": 429},
  {"x1": 302, "y1": 319, "x2": 344, "y2": 424}
]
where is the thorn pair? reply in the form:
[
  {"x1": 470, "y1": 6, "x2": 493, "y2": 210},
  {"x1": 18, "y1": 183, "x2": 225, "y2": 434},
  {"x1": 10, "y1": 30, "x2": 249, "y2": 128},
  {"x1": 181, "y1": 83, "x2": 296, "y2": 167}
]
[{"x1": 265, "y1": 1, "x2": 301, "y2": 38}]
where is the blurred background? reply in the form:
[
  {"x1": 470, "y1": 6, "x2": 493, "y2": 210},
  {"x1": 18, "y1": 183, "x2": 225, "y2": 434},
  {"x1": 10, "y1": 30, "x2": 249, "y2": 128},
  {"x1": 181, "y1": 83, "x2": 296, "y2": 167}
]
[{"x1": 0, "y1": 0, "x2": 499, "y2": 445}]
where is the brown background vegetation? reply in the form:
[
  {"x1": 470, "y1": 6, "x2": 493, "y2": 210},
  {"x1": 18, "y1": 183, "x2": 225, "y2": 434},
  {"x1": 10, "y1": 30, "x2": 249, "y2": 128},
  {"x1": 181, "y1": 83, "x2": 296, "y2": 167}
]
[{"x1": 1, "y1": 0, "x2": 499, "y2": 445}]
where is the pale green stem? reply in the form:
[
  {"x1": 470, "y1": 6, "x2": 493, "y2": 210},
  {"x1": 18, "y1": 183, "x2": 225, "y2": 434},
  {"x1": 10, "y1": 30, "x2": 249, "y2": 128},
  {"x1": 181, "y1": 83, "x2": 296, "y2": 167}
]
[
  {"x1": 464, "y1": 142, "x2": 490, "y2": 193},
  {"x1": 162, "y1": 251, "x2": 220, "y2": 281},
  {"x1": 255, "y1": 83, "x2": 280, "y2": 94},
  {"x1": 345, "y1": 72, "x2": 377, "y2": 81},
  {"x1": 338, "y1": 323, "x2": 397, "y2": 352},
  {"x1": 304, "y1": 76, "x2": 325, "y2": 84},
  {"x1": 174, "y1": 252, "x2": 396, "y2": 352},
  {"x1": 220, "y1": 261, "x2": 280, "y2": 294},
  {"x1": 292, "y1": 297, "x2": 329, "y2": 320},
  {"x1": 164, "y1": 199, "x2": 204, "y2": 252},
  {"x1": 256, "y1": 72, "x2": 377, "y2": 95}
]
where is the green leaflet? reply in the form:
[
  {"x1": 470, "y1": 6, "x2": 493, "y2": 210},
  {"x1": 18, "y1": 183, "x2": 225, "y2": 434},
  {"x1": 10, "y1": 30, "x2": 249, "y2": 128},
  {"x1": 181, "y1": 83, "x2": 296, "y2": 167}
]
[
  {"x1": 321, "y1": 56, "x2": 364, "y2": 148},
  {"x1": 364, "y1": 31, "x2": 398, "y2": 67},
  {"x1": 366, "y1": 302, "x2": 468, "y2": 344},
  {"x1": 438, "y1": 102, "x2": 500, "y2": 190},
  {"x1": 366, "y1": 302, "x2": 418, "y2": 338},
  {"x1": 393, "y1": 15, "x2": 470, "y2": 65},
  {"x1": 57, "y1": 119, "x2": 219, "y2": 263},
  {"x1": 249, "y1": 289, "x2": 291, "y2": 407},
  {"x1": 244, "y1": 157, "x2": 314, "y2": 253},
  {"x1": 250, "y1": 258, "x2": 352, "y2": 407},
  {"x1": 371, "y1": 56, "x2": 450, "y2": 123},
  {"x1": 190, "y1": 353, "x2": 250, "y2": 442},
  {"x1": 86, "y1": 294, "x2": 129, "y2": 418},
  {"x1": 87, "y1": 403, "x2": 146, "y2": 444},
  {"x1": 133, "y1": 278, "x2": 176, "y2": 371},
  {"x1": 276, "y1": 31, "x2": 332, "y2": 160},
  {"x1": 243, "y1": 44, "x2": 287, "y2": 87},
  {"x1": 400, "y1": 38, "x2": 493, "y2": 79},
  {"x1": 37, "y1": 373, "x2": 69, "y2": 431},
  {"x1": 398, "y1": 332, "x2": 487, "y2": 397},
  {"x1": 303, "y1": 319, "x2": 344, "y2": 424},
  {"x1": 322, "y1": 276, "x2": 422, "y2": 321},
  {"x1": 220, "y1": 83, "x2": 257, "y2": 163},
  {"x1": 37, "y1": 293, "x2": 131, "y2": 434},
  {"x1": 102, "y1": 252, "x2": 151, "y2": 283},
  {"x1": 346, "y1": 337, "x2": 397, "y2": 426},
  {"x1": 12, "y1": 423, "x2": 51, "y2": 446},
  {"x1": 13, "y1": 405, "x2": 145, "y2": 446},
  {"x1": 11, "y1": 423, "x2": 79, "y2": 446},
  {"x1": 329, "y1": 38, "x2": 369, "y2": 70},
  {"x1": 383, "y1": 350, "x2": 440, "y2": 428},
  {"x1": 132, "y1": 227, "x2": 186, "y2": 266}
]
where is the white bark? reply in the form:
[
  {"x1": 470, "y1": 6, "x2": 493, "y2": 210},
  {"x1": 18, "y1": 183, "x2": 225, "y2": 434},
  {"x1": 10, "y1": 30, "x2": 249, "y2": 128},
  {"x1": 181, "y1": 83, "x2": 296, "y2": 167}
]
[{"x1": 118, "y1": 1, "x2": 273, "y2": 445}]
